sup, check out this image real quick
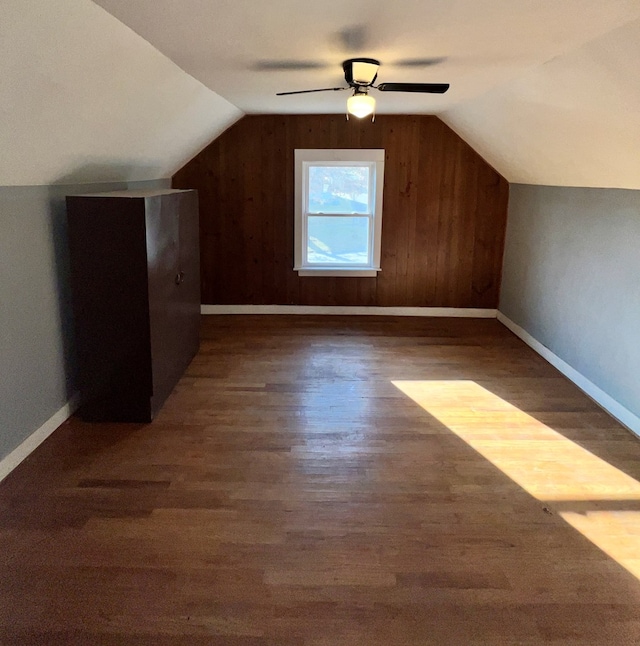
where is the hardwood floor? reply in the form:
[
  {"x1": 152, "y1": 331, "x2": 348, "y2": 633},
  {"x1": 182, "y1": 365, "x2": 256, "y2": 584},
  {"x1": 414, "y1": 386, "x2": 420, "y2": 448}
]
[{"x1": 2, "y1": 315, "x2": 640, "y2": 645}]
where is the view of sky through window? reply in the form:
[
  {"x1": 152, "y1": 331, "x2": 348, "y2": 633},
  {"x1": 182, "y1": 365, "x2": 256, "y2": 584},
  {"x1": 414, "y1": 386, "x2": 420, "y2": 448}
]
[{"x1": 308, "y1": 166, "x2": 370, "y2": 214}]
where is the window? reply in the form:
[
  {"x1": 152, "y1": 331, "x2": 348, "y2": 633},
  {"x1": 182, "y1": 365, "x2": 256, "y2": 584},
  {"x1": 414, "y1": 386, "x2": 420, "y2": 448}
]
[{"x1": 294, "y1": 149, "x2": 385, "y2": 277}]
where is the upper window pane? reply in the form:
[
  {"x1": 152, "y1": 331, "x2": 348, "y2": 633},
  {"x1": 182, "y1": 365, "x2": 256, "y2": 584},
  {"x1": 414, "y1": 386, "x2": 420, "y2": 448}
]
[{"x1": 307, "y1": 166, "x2": 371, "y2": 214}]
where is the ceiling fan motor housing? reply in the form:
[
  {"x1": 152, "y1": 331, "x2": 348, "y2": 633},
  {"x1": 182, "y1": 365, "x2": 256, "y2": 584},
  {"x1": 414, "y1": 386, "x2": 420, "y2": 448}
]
[{"x1": 343, "y1": 58, "x2": 380, "y2": 87}]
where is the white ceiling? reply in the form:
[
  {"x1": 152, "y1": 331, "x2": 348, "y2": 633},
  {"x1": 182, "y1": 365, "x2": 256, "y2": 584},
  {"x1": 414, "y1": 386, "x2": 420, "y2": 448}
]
[
  {"x1": 94, "y1": 0, "x2": 639, "y2": 115},
  {"x1": 2, "y1": 0, "x2": 640, "y2": 187}
]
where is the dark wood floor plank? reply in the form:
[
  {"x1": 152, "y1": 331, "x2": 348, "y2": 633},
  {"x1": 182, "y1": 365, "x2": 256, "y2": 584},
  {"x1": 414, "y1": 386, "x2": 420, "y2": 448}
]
[{"x1": 2, "y1": 315, "x2": 640, "y2": 644}]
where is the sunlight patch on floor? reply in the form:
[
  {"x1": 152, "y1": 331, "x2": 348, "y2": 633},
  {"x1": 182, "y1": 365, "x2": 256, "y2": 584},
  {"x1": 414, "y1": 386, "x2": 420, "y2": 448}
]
[
  {"x1": 560, "y1": 510, "x2": 640, "y2": 579},
  {"x1": 393, "y1": 379, "x2": 640, "y2": 580}
]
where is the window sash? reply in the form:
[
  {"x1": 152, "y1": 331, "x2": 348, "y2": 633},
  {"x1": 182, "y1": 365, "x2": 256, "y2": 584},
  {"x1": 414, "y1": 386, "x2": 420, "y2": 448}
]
[
  {"x1": 304, "y1": 161, "x2": 376, "y2": 216},
  {"x1": 302, "y1": 213, "x2": 374, "y2": 268},
  {"x1": 294, "y1": 149, "x2": 385, "y2": 276},
  {"x1": 302, "y1": 162, "x2": 376, "y2": 268}
]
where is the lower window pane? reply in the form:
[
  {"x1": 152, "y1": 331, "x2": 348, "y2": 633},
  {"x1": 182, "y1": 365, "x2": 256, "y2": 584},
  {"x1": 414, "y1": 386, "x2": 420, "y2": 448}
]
[{"x1": 307, "y1": 216, "x2": 370, "y2": 265}]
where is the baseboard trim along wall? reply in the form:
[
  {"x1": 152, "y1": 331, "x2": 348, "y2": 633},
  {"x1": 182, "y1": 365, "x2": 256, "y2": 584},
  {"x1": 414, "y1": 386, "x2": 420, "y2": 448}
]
[
  {"x1": 497, "y1": 312, "x2": 640, "y2": 438},
  {"x1": 5, "y1": 310, "x2": 635, "y2": 481},
  {"x1": 201, "y1": 305, "x2": 498, "y2": 318},
  {"x1": 0, "y1": 394, "x2": 80, "y2": 483}
]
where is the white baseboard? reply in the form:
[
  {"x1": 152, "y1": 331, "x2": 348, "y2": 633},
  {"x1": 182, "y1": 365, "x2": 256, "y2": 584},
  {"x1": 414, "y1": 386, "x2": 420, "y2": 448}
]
[
  {"x1": 201, "y1": 305, "x2": 498, "y2": 318},
  {"x1": 0, "y1": 393, "x2": 80, "y2": 483},
  {"x1": 497, "y1": 312, "x2": 640, "y2": 438}
]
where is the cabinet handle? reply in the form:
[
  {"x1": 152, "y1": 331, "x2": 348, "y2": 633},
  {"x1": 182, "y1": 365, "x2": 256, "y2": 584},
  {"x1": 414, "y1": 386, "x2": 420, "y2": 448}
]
[{"x1": 175, "y1": 271, "x2": 185, "y2": 285}]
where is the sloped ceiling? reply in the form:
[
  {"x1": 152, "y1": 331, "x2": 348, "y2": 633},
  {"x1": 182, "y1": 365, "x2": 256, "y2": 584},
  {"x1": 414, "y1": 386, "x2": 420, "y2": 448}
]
[
  {"x1": 93, "y1": 0, "x2": 638, "y2": 116},
  {"x1": 87, "y1": 0, "x2": 640, "y2": 188},
  {"x1": 0, "y1": 0, "x2": 241, "y2": 186},
  {"x1": 2, "y1": 1, "x2": 640, "y2": 188},
  {"x1": 444, "y1": 17, "x2": 640, "y2": 189}
]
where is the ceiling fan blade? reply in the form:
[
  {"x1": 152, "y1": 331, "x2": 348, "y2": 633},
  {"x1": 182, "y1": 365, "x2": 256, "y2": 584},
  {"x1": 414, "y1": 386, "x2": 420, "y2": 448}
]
[
  {"x1": 335, "y1": 24, "x2": 369, "y2": 52},
  {"x1": 392, "y1": 57, "x2": 448, "y2": 68},
  {"x1": 377, "y1": 82, "x2": 450, "y2": 94},
  {"x1": 276, "y1": 87, "x2": 347, "y2": 96},
  {"x1": 254, "y1": 60, "x2": 325, "y2": 71}
]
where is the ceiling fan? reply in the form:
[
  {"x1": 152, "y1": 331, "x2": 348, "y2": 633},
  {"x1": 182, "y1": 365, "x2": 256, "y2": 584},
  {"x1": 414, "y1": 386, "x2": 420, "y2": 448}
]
[{"x1": 276, "y1": 58, "x2": 449, "y2": 119}]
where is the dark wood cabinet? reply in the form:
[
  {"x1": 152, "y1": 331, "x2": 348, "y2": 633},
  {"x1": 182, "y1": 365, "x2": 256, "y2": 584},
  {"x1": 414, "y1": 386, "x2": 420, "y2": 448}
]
[{"x1": 66, "y1": 189, "x2": 200, "y2": 422}]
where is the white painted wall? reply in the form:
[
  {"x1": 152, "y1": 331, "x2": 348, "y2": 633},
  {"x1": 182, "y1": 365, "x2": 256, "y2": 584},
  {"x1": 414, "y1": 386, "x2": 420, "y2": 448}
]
[
  {"x1": 499, "y1": 184, "x2": 640, "y2": 426},
  {"x1": 0, "y1": 0, "x2": 242, "y2": 186},
  {"x1": 443, "y1": 18, "x2": 640, "y2": 189}
]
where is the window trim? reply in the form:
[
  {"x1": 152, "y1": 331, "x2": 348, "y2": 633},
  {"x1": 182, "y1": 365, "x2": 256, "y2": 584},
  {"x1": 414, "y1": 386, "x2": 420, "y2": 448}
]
[{"x1": 294, "y1": 149, "x2": 385, "y2": 277}]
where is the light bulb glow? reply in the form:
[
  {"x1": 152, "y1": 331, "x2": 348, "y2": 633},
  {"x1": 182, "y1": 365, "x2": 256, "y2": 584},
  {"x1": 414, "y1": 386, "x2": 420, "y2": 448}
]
[{"x1": 347, "y1": 94, "x2": 376, "y2": 119}]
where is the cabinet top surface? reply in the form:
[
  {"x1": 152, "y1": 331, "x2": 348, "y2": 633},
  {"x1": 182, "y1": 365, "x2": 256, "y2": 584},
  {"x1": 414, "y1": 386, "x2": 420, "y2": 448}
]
[{"x1": 71, "y1": 189, "x2": 194, "y2": 199}]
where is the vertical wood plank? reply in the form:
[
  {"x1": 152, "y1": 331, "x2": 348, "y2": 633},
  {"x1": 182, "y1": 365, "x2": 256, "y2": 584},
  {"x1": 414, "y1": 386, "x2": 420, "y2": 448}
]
[{"x1": 173, "y1": 115, "x2": 508, "y2": 308}]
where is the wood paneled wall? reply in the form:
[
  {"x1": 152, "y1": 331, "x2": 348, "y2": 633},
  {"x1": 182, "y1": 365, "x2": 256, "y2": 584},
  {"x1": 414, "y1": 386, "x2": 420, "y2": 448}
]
[{"x1": 172, "y1": 115, "x2": 508, "y2": 307}]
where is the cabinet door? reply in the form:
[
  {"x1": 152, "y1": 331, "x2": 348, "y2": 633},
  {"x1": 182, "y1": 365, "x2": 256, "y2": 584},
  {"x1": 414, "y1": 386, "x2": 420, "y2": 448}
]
[
  {"x1": 176, "y1": 190, "x2": 201, "y2": 364},
  {"x1": 145, "y1": 194, "x2": 182, "y2": 415},
  {"x1": 145, "y1": 191, "x2": 200, "y2": 417}
]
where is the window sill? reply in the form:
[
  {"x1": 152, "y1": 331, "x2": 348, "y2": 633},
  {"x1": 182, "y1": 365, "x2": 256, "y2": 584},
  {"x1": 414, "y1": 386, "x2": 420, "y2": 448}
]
[{"x1": 295, "y1": 268, "x2": 381, "y2": 277}]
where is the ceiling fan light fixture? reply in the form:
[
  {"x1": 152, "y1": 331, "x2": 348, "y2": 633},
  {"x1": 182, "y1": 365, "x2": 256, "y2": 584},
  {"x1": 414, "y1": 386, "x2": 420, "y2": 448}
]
[{"x1": 347, "y1": 92, "x2": 376, "y2": 119}]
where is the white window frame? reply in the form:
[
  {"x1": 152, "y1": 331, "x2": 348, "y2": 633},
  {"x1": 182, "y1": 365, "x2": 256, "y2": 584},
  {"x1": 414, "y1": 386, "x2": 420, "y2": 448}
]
[{"x1": 294, "y1": 149, "x2": 385, "y2": 277}]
